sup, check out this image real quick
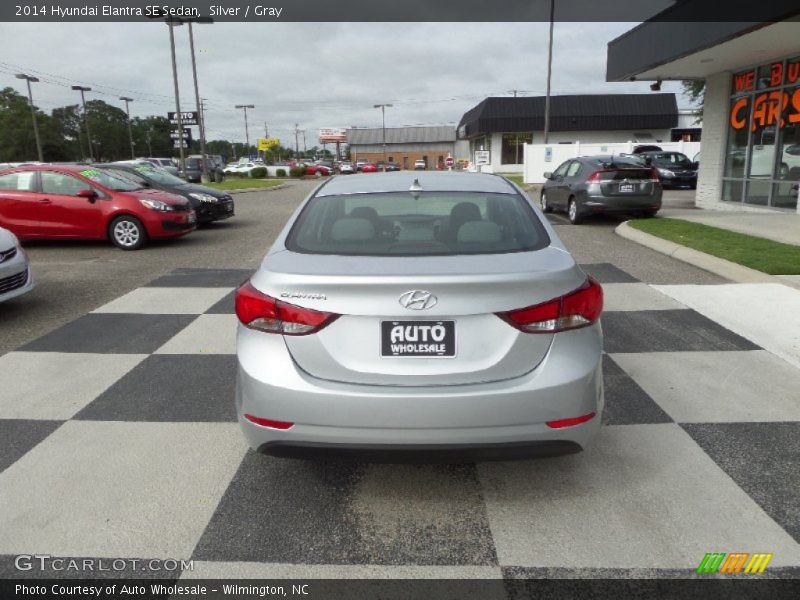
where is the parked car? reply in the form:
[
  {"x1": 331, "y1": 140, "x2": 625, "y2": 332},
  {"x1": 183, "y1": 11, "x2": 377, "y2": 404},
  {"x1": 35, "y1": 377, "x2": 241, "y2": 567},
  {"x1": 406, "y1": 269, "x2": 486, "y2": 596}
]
[
  {"x1": 137, "y1": 157, "x2": 180, "y2": 177},
  {"x1": 355, "y1": 159, "x2": 368, "y2": 172},
  {"x1": 0, "y1": 225, "x2": 34, "y2": 302},
  {"x1": 541, "y1": 155, "x2": 662, "y2": 224},
  {"x1": 631, "y1": 145, "x2": 662, "y2": 154},
  {"x1": 313, "y1": 163, "x2": 333, "y2": 176},
  {"x1": 414, "y1": 159, "x2": 427, "y2": 170},
  {"x1": 361, "y1": 162, "x2": 378, "y2": 173},
  {"x1": 0, "y1": 165, "x2": 195, "y2": 250},
  {"x1": 385, "y1": 162, "x2": 401, "y2": 172},
  {"x1": 338, "y1": 162, "x2": 355, "y2": 175},
  {"x1": 224, "y1": 162, "x2": 257, "y2": 176},
  {"x1": 234, "y1": 171, "x2": 603, "y2": 460},
  {"x1": 632, "y1": 151, "x2": 698, "y2": 189},
  {"x1": 180, "y1": 155, "x2": 224, "y2": 183},
  {"x1": 97, "y1": 163, "x2": 234, "y2": 224}
]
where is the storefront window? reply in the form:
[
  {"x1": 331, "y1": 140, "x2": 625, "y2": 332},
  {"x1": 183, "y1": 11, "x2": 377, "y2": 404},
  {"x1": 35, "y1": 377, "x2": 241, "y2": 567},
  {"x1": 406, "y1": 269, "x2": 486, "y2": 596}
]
[
  {"x1": 725, "y1": 96, "x2": 749, "y2": 178},
  {"x1": 722, "y1": 180, "x2": 744, "y2": 203},
  {"x1": 501, "y1": 133, "x2": 532, "y2": 165}
]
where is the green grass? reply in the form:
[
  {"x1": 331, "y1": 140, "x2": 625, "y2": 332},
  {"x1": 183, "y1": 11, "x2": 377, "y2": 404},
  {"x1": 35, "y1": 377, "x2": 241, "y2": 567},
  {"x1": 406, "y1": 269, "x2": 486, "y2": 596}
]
[
  {"x1": 500, "y1": 174, "x2": 525, "y2": 186},
  {"x1": 628, "y1": 218, "x2": 800, "y2": 275},
  {"x1": 204, "y1": 178, "x2": 284, "y2": 191}
]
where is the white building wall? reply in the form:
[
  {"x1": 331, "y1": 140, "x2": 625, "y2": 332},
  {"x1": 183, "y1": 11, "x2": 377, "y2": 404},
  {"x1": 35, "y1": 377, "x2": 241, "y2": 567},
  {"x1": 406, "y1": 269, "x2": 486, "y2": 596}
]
[{"x1": 695, "y1": 71, "x2": 730, "y2": 211}]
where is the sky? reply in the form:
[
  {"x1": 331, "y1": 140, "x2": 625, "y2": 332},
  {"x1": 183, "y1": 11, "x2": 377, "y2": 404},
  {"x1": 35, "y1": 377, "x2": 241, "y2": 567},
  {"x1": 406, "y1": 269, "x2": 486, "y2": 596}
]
[{"x1": 0, "y1": 21, "x2": 685, "y2": 149}]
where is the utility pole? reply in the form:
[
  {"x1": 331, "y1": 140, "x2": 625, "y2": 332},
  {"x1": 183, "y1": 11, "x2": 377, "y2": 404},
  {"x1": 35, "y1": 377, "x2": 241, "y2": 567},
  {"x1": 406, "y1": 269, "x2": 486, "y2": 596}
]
[
  {"x1": 302, "y1": 130, "x2": 306, "y2": 156},
  {"x1": 373, "y1": 104, "x2": 392, "y2": 170},
  {"x1": 187, "y1": 18, "x2": 213, "y2": 181},
  {"x1": 294, "y1": 123, "x2": 300, "y2": 158},
  {"x1": 71, "y1": 85, "x2": 94, "y2": 162},
  {"x1": 120, "y1": 96, "x2": 135, "y2": 159},
  {"x1": 235, "y1": 104, "x2": 254, "y2": 158},
  {"x1": 165, "y1": 17, "x2": 186, "y2": 174},
  {"x1": 16, "y1": 74, "x2": 43, "y2": 162},
  {"x1": 543, "y1": 0, "x2": 555, "y2": 145}
]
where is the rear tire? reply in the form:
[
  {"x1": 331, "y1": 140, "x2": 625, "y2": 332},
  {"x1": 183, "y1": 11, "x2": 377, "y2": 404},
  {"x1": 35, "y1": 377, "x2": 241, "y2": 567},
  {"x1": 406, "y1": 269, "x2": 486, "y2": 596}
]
[
  {"x1": 540, "y1": 191, "x2": 552, "y2": 213},
  {"x1": 641, "y1": 210, "x2": 658, "y2": 218},
  {"x1": 109, "y1": 215, "x2": 147, "y2": 250},
  {"x1": 568, "y1": 198, "x2": 582, "y2": 224}
]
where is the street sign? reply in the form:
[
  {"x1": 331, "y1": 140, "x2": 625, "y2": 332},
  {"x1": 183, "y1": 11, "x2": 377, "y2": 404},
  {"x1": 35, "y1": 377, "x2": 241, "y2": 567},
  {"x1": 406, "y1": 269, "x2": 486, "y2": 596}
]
[
  {"x1": 168, "y1": 111, "x2": 198, "y2": 126},
  {"x1": 170, "y1": 128, "x2": 191, "y2": 141},
  {"x1": 319, "y1": 127, "x2": 346, "y2": 143},
  {"x1": 173, "y1": 140, "x2": 189, "y2": 149},
  {"x1": 544, "y1": 147, "x2": 553, "y2": 162},
  {"x1": 474, "y1": 150, "x2": 490, "y2": 166},
  {"x1": 445, "y1": 156, "x2": 455, "y2": 167}
]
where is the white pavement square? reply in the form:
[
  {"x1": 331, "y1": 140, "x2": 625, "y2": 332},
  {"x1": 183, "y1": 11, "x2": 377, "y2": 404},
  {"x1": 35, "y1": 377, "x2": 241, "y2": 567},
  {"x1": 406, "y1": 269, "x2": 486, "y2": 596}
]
[
  {"x1": 0, "y1": 421, "x2": 247, "y2": 558},
  {"x1": 0, "y1": 352, "x2": 146, "y2": 420},
  {"x1": 155, "y1": 314, "x2": 238, "y2": 355},
  {"x1": 91, "y1": 287, "x2": 232, "y2": 315},
  {"x1": 602, "y1": 283, "x2": 687, "y2": 312},
  {"x1": 654, "y1": 283, "x2": 800, "y2": 368},
  {"x1": 478, "y1": 424, "x2": 800, "y2": 569},
  {"x1": 611, "y1": 350, "x2": 800, "y2": 423}
]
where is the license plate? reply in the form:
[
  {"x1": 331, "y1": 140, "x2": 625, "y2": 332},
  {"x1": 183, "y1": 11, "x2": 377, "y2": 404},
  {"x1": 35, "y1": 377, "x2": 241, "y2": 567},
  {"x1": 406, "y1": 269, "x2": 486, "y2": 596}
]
[
  {"x1": 381, "y1": 320, "x2": 455, "y2": 358},
  {"x1": 619, "y1": 184, "x2": 634, "y2": 193}
]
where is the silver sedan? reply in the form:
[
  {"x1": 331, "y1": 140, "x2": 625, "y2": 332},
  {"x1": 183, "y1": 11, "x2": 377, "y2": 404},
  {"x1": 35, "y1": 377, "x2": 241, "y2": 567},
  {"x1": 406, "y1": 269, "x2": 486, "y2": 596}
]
[
  {"x1": 235, "y1": 172, "x2": 603, "y2": 461},
  {"x1": 0, "y1": 226, "x2": 34, "y2": 303}
]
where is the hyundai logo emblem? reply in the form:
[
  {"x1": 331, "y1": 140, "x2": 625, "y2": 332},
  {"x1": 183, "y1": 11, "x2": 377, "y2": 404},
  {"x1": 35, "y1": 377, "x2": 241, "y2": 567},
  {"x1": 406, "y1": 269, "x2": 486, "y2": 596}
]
[{"x1": 399, "y1": 290, "x2": 437, "y2": 310}]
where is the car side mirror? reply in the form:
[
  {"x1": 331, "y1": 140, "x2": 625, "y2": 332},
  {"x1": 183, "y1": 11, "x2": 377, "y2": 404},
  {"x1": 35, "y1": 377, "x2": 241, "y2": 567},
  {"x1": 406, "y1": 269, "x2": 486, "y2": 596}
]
[
  {"x1": 77, "y1": 189, "x2": 98, "y2": 203},
  {"x1": 543, "y1": 172, "x2": 553, "y2": 180}
]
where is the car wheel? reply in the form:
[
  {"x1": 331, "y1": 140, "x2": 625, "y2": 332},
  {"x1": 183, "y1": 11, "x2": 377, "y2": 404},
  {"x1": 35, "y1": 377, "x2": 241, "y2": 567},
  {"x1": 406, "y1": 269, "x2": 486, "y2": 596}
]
[
  {"x1": 568, "y1": 198, "x2": 582, "y2": 225},
  {"x1": 540, "y1": 191, "x2": 552, "y2": 213},
  {"x1": 641, "y1": 210, "x2": 658, "y2": 218},
  {"x1": 109, "y1": 215, "x2": 147, "y2": 250}
]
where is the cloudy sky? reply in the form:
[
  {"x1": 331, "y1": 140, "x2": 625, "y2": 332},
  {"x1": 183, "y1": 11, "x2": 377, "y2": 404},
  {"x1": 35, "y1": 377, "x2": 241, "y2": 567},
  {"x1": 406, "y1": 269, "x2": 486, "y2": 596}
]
[{"x1": 0, "y1": 22, "x2": 685, "y2": 149}]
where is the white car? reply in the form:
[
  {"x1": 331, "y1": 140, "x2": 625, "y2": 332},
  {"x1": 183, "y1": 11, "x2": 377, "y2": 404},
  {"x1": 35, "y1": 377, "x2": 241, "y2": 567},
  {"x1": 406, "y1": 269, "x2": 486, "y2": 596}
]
[
  {"x1": 224, "y1": 162, "x2": 257, "y2": 175},
  {"x1": 0, "y1": 226, "x2": 34, "y2": 302},
  {"x1": 414, "y1": 159, "x2": 427, "y2": 170}
]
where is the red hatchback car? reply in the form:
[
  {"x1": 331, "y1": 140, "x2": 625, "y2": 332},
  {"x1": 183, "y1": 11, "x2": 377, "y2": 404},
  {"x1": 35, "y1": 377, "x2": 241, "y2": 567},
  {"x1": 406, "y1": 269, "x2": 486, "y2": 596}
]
[
  {"x1": 361, "y1": 162, "x2": 378, "y2": 173},
  {"x1": 0, "y1": 165, "x2": 196, "y2": 250}
]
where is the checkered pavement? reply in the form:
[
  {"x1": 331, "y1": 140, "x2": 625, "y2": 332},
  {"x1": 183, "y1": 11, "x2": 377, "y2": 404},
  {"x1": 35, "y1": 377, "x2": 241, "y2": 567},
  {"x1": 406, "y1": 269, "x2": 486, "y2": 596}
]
[{"x1": 1, "y1": 265, "x2": 799, "y2": 581}]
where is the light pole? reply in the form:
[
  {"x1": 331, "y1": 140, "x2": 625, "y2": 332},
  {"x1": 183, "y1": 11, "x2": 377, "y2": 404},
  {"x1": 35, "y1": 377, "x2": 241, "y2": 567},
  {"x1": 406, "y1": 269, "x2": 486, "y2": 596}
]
[
  {"x1": 186, "y1": 17, "x2": 213, "y2": 181},
  {"x1": 120, "y1": 96, "x2": 135, "y2": 159},
  {"x1": 16, "y1": 74, "x2": 43, "y2": 162},
  {"x1": 165, "y1": 17, "x2": 186, "y2": 174},
  {"x1": 373, "y1": 103, "x2": 392, "y2": 170},
  {"x1": 235, "y1": 104, "x2": 254, "y2": 158},
  {"x1": 71, "y1": 85, "x2": 94, "y2": 162},
  {"x1": 543, "y1": 0, "x2": 555, "y2": 144}
]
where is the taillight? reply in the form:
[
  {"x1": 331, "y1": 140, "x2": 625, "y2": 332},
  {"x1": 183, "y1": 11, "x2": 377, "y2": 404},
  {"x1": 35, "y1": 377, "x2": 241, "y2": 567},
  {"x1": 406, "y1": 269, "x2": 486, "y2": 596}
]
[
  {"x1": 235, "y1": 280, "x2": 339, "y2": 335},
  {"x1": 497, "y1": 276, "x2": 603, "y2": 333},
  {"x1": 585, "y1": 170, "x2": 603, "y2": 184},
  {"x1": 649, "y1": 168, "x2": 660, "y2": 183}
]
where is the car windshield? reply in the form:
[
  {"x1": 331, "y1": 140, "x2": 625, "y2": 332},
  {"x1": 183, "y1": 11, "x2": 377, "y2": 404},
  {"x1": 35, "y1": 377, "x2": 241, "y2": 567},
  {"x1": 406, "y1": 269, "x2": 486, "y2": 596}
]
[
  {"x1": 287, "y1": 191, "x2": 549, "y2": 256},
  {"x1": 650, "y1": 153, "x2": 692, "y2": 167},
  {"x1": 131, "y1": 166, "x2": 187, "y2": 186},
  {"x1": 77, "y1": 168, "x2": 140, "y2": 191}
]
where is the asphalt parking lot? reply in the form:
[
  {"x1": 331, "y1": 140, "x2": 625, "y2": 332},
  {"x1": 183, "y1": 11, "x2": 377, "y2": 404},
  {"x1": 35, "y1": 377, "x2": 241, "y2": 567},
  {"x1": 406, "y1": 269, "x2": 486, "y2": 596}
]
[{"x1": 1, "y1": 180, "x2": 799, "y2": 581}]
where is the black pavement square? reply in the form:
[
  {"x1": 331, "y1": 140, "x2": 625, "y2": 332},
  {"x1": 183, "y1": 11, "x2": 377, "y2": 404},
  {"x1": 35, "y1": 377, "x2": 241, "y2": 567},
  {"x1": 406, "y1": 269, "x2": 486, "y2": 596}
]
[
  {"x1": 19, "y1": 313, "x2": 196, "y2": 354},
  {"x1": 193, "y1": 453, "x2": 498, "y2": 565},
  {"x1": 75, "y1": 354, "x2": 237, "y2": 422},
  {"x1": 206, "y1": 290, "x2": 235, "y2": 314},
  {"x1": 0, "y1": 419, "x2": 62, "y2": 473},
  {"x1": 602, "y1": 355, "x2": 672, "y2": 426},
  {"x1": 602, "y1": 310, "x2": 760, "y2": 354},
  {"x1": 682, "y1": 422, "x2": 800, "y2": 544},
  {"x1": 579, "y1": 263, "x2": 639, "y2": 284},
  {"x1": 146, "y1": 268, "x2": 252, "y2": 288}
]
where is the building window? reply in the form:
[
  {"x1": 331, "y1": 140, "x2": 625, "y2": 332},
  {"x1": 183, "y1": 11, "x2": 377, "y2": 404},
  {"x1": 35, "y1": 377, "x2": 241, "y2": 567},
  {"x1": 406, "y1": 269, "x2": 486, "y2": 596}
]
[
  {"x1": 722, "y1": 57, "x2": 800, "y2": 209},
  {"x1": 501, "y1": 133, "x2": 532, "y2": 165}
]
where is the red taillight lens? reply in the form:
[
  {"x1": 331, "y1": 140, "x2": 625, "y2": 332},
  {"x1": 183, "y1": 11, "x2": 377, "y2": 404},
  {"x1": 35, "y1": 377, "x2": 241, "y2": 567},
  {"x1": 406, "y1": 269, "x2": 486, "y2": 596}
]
[
  {"x1": 649, "y1": 168, "x2": 660, "y2": 183},
  {"x1": 498, "y1": 276, "x2": 603, "y2": 333},
  {"x1": 244, "y1": 414, "x2": 294, "y2": 430},
  {"x1": 235, "y1": 281, "x2": 339, "y2": 335},
  {"x1": 546, "y1": 412, "x2": 595, "y2": 429}
]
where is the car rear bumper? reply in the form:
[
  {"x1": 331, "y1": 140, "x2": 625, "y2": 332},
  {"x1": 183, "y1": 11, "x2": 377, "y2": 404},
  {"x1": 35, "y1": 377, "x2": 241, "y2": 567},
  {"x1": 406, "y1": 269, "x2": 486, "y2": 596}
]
[
  {"x1": 583, "y1": 191, "x2": 662, "y2": 214},
  {"x1": 236, "y1": 323, "x2": 603, "y2": 460}
]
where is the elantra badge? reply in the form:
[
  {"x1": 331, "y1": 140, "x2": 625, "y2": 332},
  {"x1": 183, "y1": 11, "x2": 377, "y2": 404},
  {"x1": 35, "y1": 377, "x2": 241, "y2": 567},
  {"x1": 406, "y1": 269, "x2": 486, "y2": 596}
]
[{"x1": 399, "y1": 290, "x2": 437, "y2": 310}]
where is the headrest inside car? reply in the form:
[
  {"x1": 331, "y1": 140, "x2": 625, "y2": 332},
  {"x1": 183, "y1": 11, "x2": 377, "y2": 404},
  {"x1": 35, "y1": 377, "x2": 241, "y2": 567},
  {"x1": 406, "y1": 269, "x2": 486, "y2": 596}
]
[
  {"x1": 330, "y1": 217, "x2": 375, "y2": 242},
  {"x1": 457, "y1": 221, "x2": 502, "y2": 243}
]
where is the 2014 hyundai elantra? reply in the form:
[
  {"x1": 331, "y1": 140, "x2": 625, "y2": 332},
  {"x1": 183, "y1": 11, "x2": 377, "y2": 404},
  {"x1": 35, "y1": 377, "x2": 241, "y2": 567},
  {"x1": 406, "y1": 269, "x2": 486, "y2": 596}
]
[{"x1": 235, "y1": 172, "x2": 603, "y2": 461}]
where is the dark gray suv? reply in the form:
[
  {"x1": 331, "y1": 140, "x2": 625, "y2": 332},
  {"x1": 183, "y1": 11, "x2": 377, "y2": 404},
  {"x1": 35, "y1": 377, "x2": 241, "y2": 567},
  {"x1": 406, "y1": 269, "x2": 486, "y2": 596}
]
[{"x1": 541, "y1": 155, "x2": 662, "y2": 224}]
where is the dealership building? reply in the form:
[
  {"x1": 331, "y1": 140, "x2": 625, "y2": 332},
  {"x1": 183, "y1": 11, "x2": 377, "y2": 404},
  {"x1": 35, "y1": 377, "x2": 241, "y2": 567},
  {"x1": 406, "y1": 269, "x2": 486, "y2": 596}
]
[
  {"x1": 456, "y1": 93, "x2": 680, "y2": 173},
  {"x1": 607, "y1": 8, "x2": 800, "y2": 213},
  {"x1": 347, "y1": 126, "x2": 467, "y2": 170}
]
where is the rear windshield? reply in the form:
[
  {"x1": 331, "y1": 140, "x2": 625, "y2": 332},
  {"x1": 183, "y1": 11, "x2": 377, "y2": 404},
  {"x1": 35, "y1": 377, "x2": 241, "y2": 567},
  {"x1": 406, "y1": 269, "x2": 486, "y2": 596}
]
[{"x1": 286, "y1": 191, "x2": 549, "y2": 256}]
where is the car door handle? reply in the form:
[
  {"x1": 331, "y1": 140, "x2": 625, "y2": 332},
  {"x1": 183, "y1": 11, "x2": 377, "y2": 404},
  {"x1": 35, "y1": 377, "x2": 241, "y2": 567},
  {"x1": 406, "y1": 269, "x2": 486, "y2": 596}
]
[{"x1": 38, "y1": 198, "x2": 52, "y2": 204}]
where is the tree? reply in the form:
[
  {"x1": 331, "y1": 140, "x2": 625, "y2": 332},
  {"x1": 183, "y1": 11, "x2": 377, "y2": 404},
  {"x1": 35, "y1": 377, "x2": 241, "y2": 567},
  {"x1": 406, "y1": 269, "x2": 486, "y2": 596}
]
[
  {"x1": 0, "y1": 87, "x2": 69, "y2": 162},
  {"x1": 681, "y1": 80, "x2": 705, "y2": 123},
  {"x1": 131, "y1": 116, "x2": 173, "y2": 158}
]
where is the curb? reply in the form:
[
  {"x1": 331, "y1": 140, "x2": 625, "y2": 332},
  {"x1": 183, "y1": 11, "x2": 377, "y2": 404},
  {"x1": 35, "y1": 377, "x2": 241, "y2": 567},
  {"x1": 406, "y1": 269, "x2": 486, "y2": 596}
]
[
  {"x1": 226, "y1": 182, "x2": 289, "y2": 195},
  {"x1": 615, "y1": 220, "x2": 800, "y2": 289}
]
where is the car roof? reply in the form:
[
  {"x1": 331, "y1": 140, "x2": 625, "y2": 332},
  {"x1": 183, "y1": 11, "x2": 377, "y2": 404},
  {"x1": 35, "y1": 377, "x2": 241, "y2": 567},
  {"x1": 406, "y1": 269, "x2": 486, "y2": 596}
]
[
  {"x1": 315, "y1": 171, "x2": 517, "y2": 197},
  {"x1": 579, "y1": 154, "x2": 645, "y2": 164}
]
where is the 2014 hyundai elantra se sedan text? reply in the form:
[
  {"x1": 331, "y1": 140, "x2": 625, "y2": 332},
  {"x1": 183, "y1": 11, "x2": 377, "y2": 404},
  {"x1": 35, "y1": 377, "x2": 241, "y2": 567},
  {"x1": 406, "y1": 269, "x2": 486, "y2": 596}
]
[{"x1": 235, "y1": 172, "x2": 604, "y2": 461}]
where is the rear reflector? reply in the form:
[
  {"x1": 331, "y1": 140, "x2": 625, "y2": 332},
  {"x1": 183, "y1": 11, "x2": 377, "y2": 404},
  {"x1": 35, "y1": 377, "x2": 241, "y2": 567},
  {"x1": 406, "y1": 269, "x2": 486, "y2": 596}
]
[
  {"x1": 497, "y1": 276, "x2": 603, "y2": 333},
  {"x1": 546, "y1": 412, "x2": 595, "y2": 429},
  {"x1": 244, "y1": 414, "x2": 295, "y2": 430},
  {"x1": 235, "y1": 280, "x2": 339, "y2": 335}
]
